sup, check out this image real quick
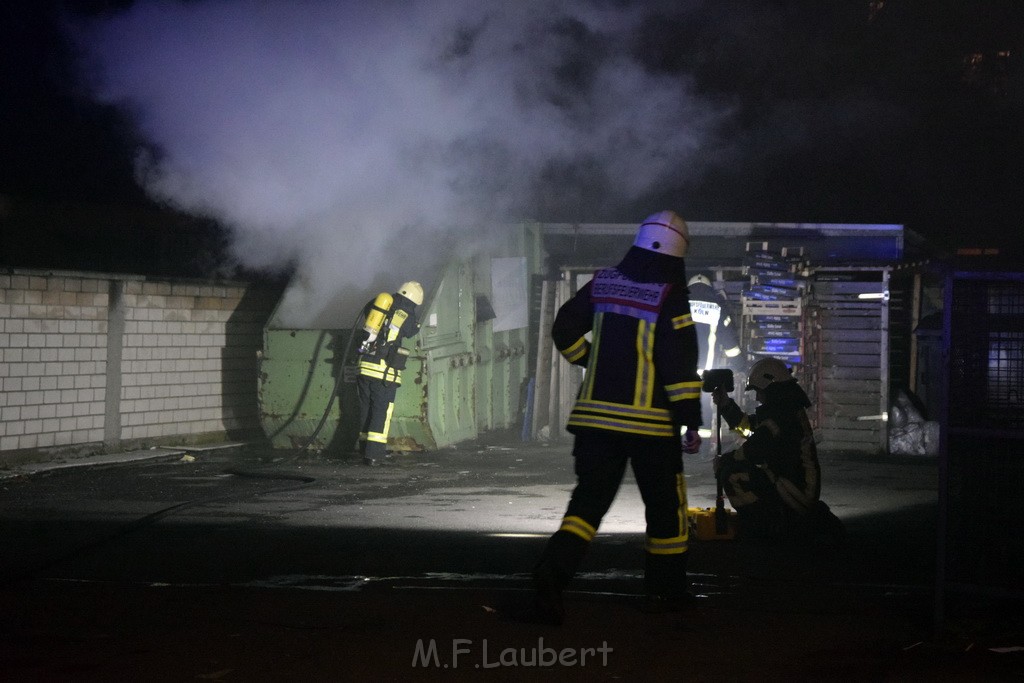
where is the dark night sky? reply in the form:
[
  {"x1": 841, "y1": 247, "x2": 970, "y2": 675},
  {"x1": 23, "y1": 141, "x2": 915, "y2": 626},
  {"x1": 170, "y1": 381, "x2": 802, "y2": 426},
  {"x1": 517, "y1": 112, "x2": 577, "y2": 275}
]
[{"x1": 1, "y1": 0, "x2": 1022, "y2": 280}]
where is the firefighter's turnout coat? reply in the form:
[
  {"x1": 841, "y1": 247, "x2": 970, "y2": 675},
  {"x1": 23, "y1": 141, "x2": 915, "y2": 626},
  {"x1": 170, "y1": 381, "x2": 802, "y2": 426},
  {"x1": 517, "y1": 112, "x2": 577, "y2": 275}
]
[
  {"x1": 719, "y1": 379, "x2": 821, "y2": 515},
  {"x1": 687, "y1": 278, "x2": 741, "y2": 374},
  {"x1": 552, "y1": 247, "x2": 703, "y2": 439},
  {"x1": 356, "y1": 293, "x2": 419, "y2": 459}
]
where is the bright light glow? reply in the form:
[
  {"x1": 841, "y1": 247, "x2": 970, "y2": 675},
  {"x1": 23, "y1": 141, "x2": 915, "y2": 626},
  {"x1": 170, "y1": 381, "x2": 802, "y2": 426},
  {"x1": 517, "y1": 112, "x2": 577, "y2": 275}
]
[
  {"x1": 857, "y1": 292, "x2": 887, "y2": 300},
  {"x1": 487, "y1": 533, "x2": 549, "y2": 538},
  {"x1": 205, "y1": 446, "x2": 935, "y2": 537}
]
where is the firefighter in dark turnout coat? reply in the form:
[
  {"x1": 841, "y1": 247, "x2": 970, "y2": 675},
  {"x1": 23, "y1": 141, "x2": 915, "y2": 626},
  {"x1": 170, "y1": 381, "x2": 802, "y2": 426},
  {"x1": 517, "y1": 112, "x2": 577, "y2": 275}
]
[
  {"x1": 687, "y1": 272, "x2": 742, "y2": 447},
  {"x1": 356, "y1": 281, "x2": 422, "y2": 466},
  {"x1": 529, "y1": 210, "x2": 704, "y2": 624},
  {"x1": 687, "y1": 273, "x2": 741, "y2": 376},
  {"x1": 713, "y1": 356, "x2": 844, "y2": 541}
]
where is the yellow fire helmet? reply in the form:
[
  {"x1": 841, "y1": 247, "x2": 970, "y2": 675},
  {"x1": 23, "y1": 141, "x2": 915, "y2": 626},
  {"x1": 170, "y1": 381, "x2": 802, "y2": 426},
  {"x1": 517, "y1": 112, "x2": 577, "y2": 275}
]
[
  {"x1": 633, "y1": 210, "x2": 690, "y2": 258},
  {"x1": 398, "y1": 281, "x2": 424, "y2": 306}
]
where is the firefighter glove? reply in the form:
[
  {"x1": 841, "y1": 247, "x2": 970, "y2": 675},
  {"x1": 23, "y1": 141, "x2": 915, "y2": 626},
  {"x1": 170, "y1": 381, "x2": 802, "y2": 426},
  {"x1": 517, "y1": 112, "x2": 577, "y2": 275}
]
[{"x1": 683, "y1": 428, "x2": 702, "y2": 454}]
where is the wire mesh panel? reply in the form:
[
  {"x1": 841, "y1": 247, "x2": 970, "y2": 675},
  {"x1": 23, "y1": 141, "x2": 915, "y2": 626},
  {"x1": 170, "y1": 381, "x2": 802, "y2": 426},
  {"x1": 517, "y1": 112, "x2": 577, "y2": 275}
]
[
  {"x1": 939, "y1": 270, "x2": 1024, "y2": 619},
  {"x1": 950, "y1": 276, "x2": 1024, "y2": 430}
]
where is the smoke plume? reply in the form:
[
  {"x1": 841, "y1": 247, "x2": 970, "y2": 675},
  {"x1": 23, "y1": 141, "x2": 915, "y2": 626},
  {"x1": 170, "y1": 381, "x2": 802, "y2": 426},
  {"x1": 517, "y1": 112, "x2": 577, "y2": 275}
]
[{"x1": 76, "y1": 0, "x2": 728, "y2": 326}]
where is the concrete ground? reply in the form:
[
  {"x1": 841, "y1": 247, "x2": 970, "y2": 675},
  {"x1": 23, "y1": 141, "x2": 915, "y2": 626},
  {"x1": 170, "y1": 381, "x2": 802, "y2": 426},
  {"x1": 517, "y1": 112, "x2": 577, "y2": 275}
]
[{"x1": 0, "y1": 439, "x2": 1021, "y2": 681}]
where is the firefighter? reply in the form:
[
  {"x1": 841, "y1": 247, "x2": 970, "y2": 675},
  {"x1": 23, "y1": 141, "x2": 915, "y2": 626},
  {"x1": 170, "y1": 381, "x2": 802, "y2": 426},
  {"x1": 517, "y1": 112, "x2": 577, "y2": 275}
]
[
  {"x1": 688, "y1": 273, "x2": 742, "y2": 375},
  {"x1": 527, "y1": 210, "x2": 704, "y2": 625},
  {"x1": 711, "y1": 356, "x2": 844, "y2": 542},
  {"x1": 356, "y1": 281, "x2": 423, "y2": 466},
  {"x1": 687, "y1": 272, "x2": 742, "y2": 448}
]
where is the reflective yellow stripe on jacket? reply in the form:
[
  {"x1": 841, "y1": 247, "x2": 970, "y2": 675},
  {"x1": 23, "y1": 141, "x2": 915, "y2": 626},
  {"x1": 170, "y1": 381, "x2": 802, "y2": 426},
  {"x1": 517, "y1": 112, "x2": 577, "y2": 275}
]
[
  {"x1": 665, "y1": 380, "x2": 701, "y2": 403},
  {"x1": 358, "y1": 358, "x2": 402, "y2": 384},
  {"x1": 560, "y1": 336, "x2": 589, "y2": 364},
  {"x1": 567, "y1": 400, "x2": 676, "y2": 437}
]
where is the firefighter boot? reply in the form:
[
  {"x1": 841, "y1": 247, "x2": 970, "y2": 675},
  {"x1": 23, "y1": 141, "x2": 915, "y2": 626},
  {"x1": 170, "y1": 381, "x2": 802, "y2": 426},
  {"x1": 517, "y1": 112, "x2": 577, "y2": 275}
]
[
  {"x1": 522, "y1": 531, "x2": 589, "y2": 625},
  {"x1": 642, "y1": 551, "x2": 695, "y2": 613},
  {"x1": 809, "y1": 500, "x2": 846, "y2": 546}
]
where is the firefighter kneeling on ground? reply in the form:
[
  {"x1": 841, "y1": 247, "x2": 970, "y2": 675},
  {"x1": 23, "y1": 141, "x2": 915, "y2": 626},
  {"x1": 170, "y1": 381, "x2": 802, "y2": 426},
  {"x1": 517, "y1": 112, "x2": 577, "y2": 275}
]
[
  {"x1": 711, "y1": 356, "x2": 845, "y2": 543},
  {"x1": 356, "y1": 281, "x2": 423, "y2": 466}
]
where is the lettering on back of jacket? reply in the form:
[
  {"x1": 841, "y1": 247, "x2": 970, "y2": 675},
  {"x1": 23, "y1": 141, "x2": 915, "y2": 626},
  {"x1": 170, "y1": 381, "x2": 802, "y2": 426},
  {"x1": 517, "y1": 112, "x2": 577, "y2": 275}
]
[{"x1": 590, "y1": 269, "x2": 669, "y2": 318}]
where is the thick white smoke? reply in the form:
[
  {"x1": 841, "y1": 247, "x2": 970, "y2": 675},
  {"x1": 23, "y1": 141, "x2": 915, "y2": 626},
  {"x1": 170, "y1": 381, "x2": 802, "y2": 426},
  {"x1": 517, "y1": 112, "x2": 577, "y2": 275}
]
[{"x1": 77, "y1": 0, "x2": 726, "y2": 326}]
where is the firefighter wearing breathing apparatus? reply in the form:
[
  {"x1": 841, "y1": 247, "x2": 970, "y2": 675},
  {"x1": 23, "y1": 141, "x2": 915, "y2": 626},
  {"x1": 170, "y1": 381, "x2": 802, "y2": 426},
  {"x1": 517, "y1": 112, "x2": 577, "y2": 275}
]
[
  {"x1": 712, "y1": 356, "x2": 844, "y2": 542},
  {"x1": 527, "y1": 210, "x2": 704, "y2": 625},
  {"x1": 356, "y1": 281, "x2": 423, "y2": 467}
]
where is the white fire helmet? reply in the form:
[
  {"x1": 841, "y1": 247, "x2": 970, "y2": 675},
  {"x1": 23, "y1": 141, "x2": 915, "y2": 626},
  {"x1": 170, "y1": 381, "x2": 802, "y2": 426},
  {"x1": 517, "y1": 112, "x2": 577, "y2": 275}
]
[
  {"x1": 398, "y1": 281, "x2": 424, "y2": 306},
  {"x1": 745, "y1": 357, "x2": 792, "y2": 391},
  {"x1": 633, "y1": 210, "x2": 689, "y2": 257},
  {"x1": 688, "y1": 273, "x2": 712, "y2": 288}
]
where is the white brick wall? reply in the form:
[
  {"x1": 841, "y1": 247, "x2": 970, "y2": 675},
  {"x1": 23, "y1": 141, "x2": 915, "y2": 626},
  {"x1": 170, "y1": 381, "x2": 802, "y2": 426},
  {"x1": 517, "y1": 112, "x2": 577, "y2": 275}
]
[
  {"x1": 0, "y1": 273, "x2": 108, "y2": 452},
  {"x1": 1, "y1": 269, "x2": 277, "y2": 458},
  {"x1": 118, "y1": 280, "x2": 262, "y2": 441}
]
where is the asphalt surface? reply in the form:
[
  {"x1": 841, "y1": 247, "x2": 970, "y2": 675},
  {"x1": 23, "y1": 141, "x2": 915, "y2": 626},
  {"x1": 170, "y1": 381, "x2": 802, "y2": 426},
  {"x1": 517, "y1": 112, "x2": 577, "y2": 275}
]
[{"x1": 1, "y1": 439, "x2": 1021, "y2": 681}]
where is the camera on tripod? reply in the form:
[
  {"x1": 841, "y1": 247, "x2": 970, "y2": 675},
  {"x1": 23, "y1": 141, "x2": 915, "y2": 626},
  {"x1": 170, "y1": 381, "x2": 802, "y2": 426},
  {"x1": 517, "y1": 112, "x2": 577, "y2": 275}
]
[{"x1": 701, "y1": 368, "x2": 734, "y2": 393}]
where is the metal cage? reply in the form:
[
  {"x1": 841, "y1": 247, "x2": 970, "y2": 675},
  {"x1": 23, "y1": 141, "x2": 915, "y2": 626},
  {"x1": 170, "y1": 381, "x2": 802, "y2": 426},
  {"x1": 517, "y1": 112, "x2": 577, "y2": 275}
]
[{"x1": 936, "y1": 269, "x2": 1024, "y2": 626}]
